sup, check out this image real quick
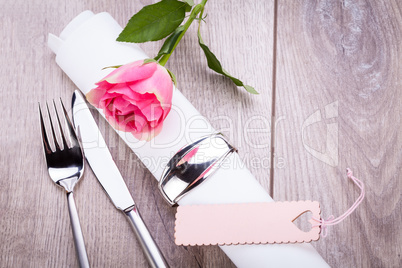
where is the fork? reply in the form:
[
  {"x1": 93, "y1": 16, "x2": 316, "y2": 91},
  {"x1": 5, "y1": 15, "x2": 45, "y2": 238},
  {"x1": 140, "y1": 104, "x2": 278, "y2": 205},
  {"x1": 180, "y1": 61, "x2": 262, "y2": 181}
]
[{"x1": 39, "y1": 99, "x2": 90, "y2": 268}]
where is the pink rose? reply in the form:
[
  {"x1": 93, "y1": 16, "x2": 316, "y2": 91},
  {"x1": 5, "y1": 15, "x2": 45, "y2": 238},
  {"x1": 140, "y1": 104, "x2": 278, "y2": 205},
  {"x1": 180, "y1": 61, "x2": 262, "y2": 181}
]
[{"x1": 86, "y1": 60, "x2": 173, "y2": 141}]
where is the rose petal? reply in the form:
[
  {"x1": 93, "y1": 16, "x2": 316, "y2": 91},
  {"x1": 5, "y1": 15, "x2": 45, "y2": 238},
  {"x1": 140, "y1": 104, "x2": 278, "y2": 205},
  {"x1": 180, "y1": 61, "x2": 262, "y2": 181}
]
[
  {"x1": 133, "y1": 113, "x2": 148, "y2": 132},
  {"x1": 120, "y1": 93, "x2": 163, "y2": 121},
  {"x1": 86, "y1": 88, "x2": 107, "y2": 107},
  {"x1": 154, "y1": 64, "x2": 174, "y2": 106},
  {"x1": 102, "y1": 60, "x2": 157, "y2": 84},
  {"x1": 117, "y1": 104, "x2": 135, "y2": 116},
  {"x1": 127, "y1": 66, "x2": 173, "y2": 117},
  {"x1": 95, "y1": 79, "x2": 114, "y2": 89},
  {"x1": 149, "y1": 119, "x2": 159, "y2": 128},
  {"x1": 107, "y1": 83, "x2": 142, "y2": 101},
  {"x1": 103, "y1": 106, "x2": 121, "y2": 131},
  {"x1": 113, "y1": 97, "x2": 130, "y2": 113},
  {"x1": 88, "y1": 60, "x2": 173, "y2": 141},
  {"x1": 132, "y1": 120, "x2": 164, "y2": 141},
  {"x1": 127, "y1": 66, "x2": 173, "y2": 104},
  {"x1": 141, "y1": 104, "x2": 163, "y2": 121},
  {"x1": 117, "y1": 107, "x2": 148, "y2": 133}
]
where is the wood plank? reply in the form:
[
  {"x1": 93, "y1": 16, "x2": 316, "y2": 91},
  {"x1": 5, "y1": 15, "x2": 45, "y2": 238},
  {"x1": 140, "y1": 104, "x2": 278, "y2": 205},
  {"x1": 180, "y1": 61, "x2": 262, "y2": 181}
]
[
  {"x1": 0, "y1": 0, "x2": 273, "y2": 267},
  {"x1": 274, "y1": 0, "x2": 402, "y2": 267}
]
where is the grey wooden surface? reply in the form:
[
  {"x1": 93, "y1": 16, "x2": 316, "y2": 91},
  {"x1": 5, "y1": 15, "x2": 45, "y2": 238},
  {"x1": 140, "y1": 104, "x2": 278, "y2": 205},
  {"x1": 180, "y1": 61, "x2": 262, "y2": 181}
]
[{"x1": 0, "y1": 0, "x2": 400, "y2": 267}]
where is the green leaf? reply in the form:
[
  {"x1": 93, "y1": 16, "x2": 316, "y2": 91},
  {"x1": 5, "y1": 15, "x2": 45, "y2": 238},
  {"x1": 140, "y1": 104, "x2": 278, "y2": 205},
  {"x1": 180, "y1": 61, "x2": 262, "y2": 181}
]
[
  {"x1": 154, "y1": 26, "x2": 185, "y2": 61},
  {"x1": 142, "y1": 58, "x2": 157, "y2": 65},
  {"x1": 166, "y1": 67, "x2": 177, "y2": 87},
  {"x1": 183, "y1": 0, "x2": 194, "y2": 6},
  {"x1": 117, "y1": 0, "x2": 190, "y2": 43},
  {"x1": 102, "y1": 65, "x2": 122, "y2": 70},
  {"x1": 183, "y1": 0, "x2": 194, "y2": 11},
  {"x1": 197, "y1": 31, "x2": 258, "y2": 94}
]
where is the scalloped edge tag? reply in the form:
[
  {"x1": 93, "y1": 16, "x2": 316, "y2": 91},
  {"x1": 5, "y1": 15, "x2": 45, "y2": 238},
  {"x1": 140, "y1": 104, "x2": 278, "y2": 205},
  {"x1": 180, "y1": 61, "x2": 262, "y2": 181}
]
[{"x1": 174, "y1": 201, "x2": 321, "y2": 246}]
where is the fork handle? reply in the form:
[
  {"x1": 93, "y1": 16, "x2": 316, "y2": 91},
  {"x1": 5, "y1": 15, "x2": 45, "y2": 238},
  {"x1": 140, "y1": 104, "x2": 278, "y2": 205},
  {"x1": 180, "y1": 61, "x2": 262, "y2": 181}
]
[
  {"x1": 125, "y1": 205, "x2": 169, "y2": 268},
  {"x1": 67, "y1": 192, "x2": 90, "y2": 268}
]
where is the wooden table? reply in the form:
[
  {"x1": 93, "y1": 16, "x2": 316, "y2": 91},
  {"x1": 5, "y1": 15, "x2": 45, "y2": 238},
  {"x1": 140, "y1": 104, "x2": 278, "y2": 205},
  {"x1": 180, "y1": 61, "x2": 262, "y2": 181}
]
[{"x1": 1, "y1": 0, "x2": 400, "y2": 267}]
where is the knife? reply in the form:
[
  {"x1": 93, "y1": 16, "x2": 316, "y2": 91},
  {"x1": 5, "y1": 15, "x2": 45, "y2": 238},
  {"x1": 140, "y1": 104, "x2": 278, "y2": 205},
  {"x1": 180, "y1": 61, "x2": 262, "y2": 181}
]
[{"x1": 71, "y1": 90, "x2": 168, "y2": 268}]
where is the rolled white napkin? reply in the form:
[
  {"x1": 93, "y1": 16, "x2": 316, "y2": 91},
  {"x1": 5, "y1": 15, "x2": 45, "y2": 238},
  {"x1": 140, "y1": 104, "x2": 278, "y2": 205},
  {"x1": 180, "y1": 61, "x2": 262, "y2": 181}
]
[{"x1": 48, "y1": 10, "x2": 329, "y2": 267}]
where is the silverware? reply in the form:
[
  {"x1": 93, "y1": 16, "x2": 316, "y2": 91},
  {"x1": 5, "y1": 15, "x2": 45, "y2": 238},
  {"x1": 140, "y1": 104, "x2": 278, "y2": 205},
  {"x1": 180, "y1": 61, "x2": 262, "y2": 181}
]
[
  {"x1": 159, "y1": 133, "x2": 236, "y2": 206},
  {"x1": 39, "y1": 99, "x2": 90, "y2": 268},
  {"x1": 71, "y1": 90, "x2": 168, "y2": 268}
]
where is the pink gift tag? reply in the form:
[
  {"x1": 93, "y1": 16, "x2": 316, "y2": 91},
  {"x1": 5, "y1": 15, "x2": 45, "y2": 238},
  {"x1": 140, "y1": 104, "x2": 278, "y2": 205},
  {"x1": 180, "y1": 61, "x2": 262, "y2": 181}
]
[
  {"x1": 175, "y1": 201, "x2": 321, "y2": 246},
  {"x1": 175, "y1": 169, "x2": 365, "y2": 246}
]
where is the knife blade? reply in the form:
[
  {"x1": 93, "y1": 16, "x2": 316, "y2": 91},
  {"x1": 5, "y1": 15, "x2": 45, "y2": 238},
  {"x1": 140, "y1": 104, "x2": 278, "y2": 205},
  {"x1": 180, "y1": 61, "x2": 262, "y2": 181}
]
[{"x1": 71, "y1": 90, "x2": 168, "y2": 268}]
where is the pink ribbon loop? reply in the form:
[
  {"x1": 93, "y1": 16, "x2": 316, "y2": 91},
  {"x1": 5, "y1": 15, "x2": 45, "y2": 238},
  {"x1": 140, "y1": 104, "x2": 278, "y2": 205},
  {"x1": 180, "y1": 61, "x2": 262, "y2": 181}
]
[{"x1": 312, "y1": 168, "x2": 365, "y2": 237}]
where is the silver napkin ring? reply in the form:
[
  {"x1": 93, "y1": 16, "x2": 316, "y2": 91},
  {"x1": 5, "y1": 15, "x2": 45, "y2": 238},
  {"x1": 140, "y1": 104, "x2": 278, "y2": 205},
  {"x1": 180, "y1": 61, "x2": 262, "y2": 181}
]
[{"x1": 158, "y1": 133, "x2": 237, "y2": 206}]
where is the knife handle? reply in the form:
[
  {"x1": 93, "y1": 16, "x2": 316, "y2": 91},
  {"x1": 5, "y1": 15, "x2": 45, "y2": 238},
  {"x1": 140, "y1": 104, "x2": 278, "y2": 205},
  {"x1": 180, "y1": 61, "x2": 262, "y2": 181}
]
[{"x1": 125, "y1": 205, "x2": 169, "y2": 268}]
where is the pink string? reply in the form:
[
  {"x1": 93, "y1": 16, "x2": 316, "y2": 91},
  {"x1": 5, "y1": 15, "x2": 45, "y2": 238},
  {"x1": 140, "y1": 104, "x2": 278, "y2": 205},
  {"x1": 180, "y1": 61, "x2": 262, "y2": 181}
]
[{"x1": 312, "y1": 168, "x2": 365, "y2": 237}]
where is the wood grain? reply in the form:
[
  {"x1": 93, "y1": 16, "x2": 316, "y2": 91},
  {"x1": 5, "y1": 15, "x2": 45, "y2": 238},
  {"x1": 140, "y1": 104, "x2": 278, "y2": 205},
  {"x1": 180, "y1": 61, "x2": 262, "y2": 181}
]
[
  {"x1": 274, "y1": 0, "x2": 401, "y2": 267},
  {"x1": 0, "y1": 0, "x2": 273, "y2": 267},
  {"x1": 1, "y1": 0, "x2": 400, "y2": 267}
]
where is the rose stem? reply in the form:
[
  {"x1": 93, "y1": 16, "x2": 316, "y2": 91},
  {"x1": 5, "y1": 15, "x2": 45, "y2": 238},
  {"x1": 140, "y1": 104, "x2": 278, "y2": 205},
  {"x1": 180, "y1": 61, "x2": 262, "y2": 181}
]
[{"x1": 158, "y1": 0, "x2": 208, "y2": 66}]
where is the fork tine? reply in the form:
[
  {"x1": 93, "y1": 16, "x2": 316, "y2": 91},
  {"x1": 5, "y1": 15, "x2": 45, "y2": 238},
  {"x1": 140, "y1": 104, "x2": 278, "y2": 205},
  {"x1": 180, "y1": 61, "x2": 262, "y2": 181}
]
[
  {"x1": 46, "y1": 102, "x2": 60, "y2": 151},
  {"x1": 53, "y1": 99, "x2": 69, "y2": 149},
  {"x1": 39, "y1": 104, "x2": 52, "y2": 154},
  {"x1": 60, "y1": 98, "x2": 79, "y2": 147}
]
